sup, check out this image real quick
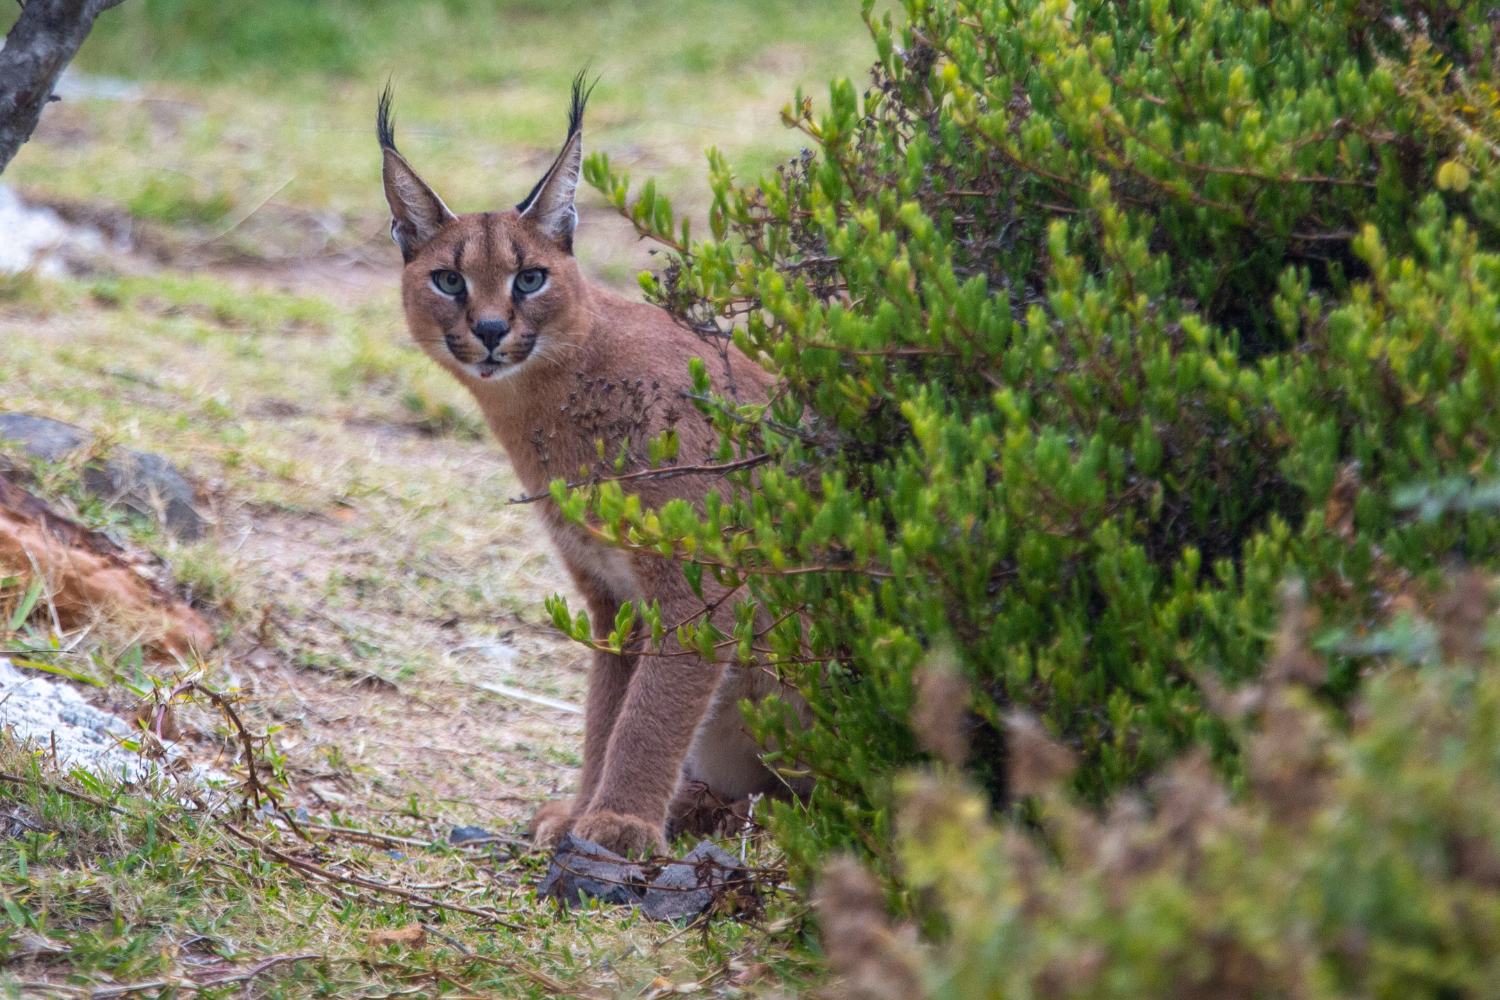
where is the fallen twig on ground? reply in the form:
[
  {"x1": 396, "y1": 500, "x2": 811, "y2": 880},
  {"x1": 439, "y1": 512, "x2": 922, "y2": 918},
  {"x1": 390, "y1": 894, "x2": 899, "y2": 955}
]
[
  {"x1": 12, "y1": 953, "x2": 328, "y2": 998},
  {"x1": 0, "y1": 770, "x2": 128, "y2": 816},
  {"x1": 285, "y1": 819, "x2": 438, "y2": 849},
  {"x1": 0, "y1": 770, "x2": 188, "y2": 843},
  {"x1": 225, "y1": 823, "x2": 529, "y2": 932},
  {"x1": 474, "y1": 681, "x2": 583, "y2": 714}
]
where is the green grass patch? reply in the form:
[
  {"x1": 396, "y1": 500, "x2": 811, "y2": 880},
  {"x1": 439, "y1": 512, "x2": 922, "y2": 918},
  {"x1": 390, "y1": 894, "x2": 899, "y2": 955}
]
[
  {"x1": 0, "y1": 740, "x2": 820, "y2": 997},
  {"x1": 125, "y1": 175, "x2": 235, "y2": 227}
]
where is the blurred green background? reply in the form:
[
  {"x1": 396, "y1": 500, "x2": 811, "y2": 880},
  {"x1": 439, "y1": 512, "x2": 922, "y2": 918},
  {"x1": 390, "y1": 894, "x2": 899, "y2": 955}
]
[
  {"x1": 2, "y1": 0, "x2": 879, "y2": 286},
  {"x1": 0, "y1": 7, "x2": 883, "y2": 994}
]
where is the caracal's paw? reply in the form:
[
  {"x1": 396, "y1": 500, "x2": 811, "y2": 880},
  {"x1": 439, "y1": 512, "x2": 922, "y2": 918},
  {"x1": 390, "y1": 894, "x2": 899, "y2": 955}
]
[
  {"x1": 668, "y1": 781, "x2": 753, "y2": 839},
  {"x1": 529, "y1": 799, "x2": 577, "y2": 849},
  {"x1": 572, "y1": 809, "x2": 667, "y2": 858}
]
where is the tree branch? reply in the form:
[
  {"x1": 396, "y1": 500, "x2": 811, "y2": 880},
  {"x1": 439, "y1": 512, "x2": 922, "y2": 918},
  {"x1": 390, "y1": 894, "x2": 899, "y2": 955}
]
[{"x1": 0, "y1": 0, "x2": 130, "y2": 174}]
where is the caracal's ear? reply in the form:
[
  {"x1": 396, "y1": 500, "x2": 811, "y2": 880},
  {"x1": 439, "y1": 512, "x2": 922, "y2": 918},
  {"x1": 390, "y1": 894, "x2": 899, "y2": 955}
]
[
  {"x1": 517, "y1": 71, "x2": 596, "y2": 253},
  {"x1": 378, "y1": 84, "x2": 456, "y2": 263}
]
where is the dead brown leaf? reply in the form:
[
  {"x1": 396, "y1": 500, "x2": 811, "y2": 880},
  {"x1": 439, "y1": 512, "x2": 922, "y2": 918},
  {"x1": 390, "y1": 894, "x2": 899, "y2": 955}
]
[{"x1": 367, "y1": 925, "x2": 426, "y2": 949}]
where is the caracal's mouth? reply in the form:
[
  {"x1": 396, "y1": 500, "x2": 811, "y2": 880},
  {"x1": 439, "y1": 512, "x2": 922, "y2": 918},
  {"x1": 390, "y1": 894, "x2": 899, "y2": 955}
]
[
  {"x1": 467, "y1": 345, "x2": 535, "y2": 380},
  {"x1": 469, "y1": 354, "x2": 532, "y2": 381}
]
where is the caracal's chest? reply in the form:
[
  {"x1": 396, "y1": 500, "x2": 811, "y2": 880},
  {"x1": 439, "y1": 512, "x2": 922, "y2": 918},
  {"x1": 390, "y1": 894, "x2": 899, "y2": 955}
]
[{"x1": 547, "y1": 515, "x2": 644, "y2": 608}]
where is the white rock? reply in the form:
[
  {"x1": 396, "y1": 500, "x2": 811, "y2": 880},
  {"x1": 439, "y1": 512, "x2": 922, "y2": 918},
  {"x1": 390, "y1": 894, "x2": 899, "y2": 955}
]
[
  {"x1": 0, "y1": 656, "x2": 218, "y2": 786},
  {"x1": 0, "y1": 184, "x2": 106, "y2": 276}
]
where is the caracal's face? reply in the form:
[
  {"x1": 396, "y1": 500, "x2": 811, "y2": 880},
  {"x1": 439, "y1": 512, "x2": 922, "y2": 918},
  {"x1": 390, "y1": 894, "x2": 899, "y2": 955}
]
[
  {"x1": 380, "y1": 77, "x2": 592, "y2": 389},
  {"x1": 399, "y1": 211, "x2": 588, "y2": 385}
]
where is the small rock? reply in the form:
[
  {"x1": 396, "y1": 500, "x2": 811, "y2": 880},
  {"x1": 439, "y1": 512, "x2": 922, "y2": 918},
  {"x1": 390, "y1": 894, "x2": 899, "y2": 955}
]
[
  {"x1": 448, "y1": 825, "x2": 494, "y2": 846},
  {"x1": 641, "y1": 840, "x2": 746, "y2": 921},
  {"x1": 82, "y1": 449, "x2": 205, "y2": 540},
  {"x1": 0, "y1": 413, "x2": 91, "y2": 464},
  {"x1": 537, "y1": 832, "x2": 646, "y2": 906},
  {"x1": 0, "y1": 412, "x2": 206, "y2": 539},
  {"x1": 384, "y1": 850, "x2": 406, "y2": 860}
]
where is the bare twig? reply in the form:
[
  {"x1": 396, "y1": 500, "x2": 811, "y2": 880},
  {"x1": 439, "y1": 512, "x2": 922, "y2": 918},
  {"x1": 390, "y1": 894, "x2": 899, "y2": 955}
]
[
  {"x1": 168, "y1": 681, "x2": 275, "y2": 810},
  {"x1": 224, "y1": 824, "x2": 530, "y2": 932},
  {"x1": 0, "y1": 770, "x2": 128, "y2": 816},
  {"x1": 283, "y1": 818, "x2": 531, "y2": 851},
  {"x1": 289, "y1": 820, "x2": 439, "y2": 849},
  {"x1": 507, "y1": 453, "x2": 774, "y2": 505},
  {"x1": 85, "y1": 954, "x2": 326, "y2": 998},
  {"x1": 0, "y1": 770, "x2": 186, "y2": 844},
  {"x1": 446, "y1": 832, "x2": 533, "y2": 849},
  {"x1": 474, "y1": 681, "x2": 583, "y2": 715},
  {"x1": 464, "y1": 953, "x2": 587, "y2": 997}
]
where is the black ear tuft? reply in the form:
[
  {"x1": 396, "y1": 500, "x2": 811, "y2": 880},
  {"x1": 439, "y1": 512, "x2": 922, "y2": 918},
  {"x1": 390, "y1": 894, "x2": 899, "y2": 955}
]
[
  {"x1": 377, "y1": 80, "x2": 398, "y2": 153},
  {"x1": 379, "y1": 80, "x2": 456, "y2": 261},
  {"x1": 517, "y1": 69, "x2": 597, "y2": 214},
  {"x1": 567, "y1": 69, "x2": 596, "y2": 140}
]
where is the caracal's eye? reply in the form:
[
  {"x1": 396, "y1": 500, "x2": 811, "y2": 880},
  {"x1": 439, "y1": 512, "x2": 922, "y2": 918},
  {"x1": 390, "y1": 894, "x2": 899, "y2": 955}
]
[
  {"x1": 514, "y1": 268, "x2": 547, "y2": 295},
  {"x1": 432, "y1": 270, "x2": 466, "y2": 296}
]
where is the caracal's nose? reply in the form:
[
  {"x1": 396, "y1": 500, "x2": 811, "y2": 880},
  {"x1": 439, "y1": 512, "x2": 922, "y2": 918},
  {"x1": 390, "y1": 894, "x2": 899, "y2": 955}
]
[{"x1": 472, "y1": 318, "x2": 510, "y2": 351}]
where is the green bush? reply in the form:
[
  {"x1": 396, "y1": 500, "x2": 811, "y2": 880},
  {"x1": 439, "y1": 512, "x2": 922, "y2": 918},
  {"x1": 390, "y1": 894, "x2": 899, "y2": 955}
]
[
  {"x1": 566, "y1": 0, "x2": 1500, "y2": 875},
  {"x1": 814, "y1": 579, "x2": 1500, "y2": 999}
]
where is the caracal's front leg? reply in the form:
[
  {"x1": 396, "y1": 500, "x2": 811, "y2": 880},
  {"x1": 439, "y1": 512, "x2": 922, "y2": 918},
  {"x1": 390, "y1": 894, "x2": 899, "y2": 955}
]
[
  {"x1": 572, "y1": 651, "x2": 724, "y2": 856},
  {"x1": 531, "y1": 566, "x2": 637, "y2": 847},
  {"x1": 531, "y1": 646, "x2": 635, "y2": 846}
]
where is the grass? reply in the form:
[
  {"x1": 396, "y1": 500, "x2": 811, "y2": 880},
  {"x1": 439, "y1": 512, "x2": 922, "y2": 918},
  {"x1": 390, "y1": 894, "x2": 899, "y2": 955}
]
[
  {"x1": 0, "y1": 1, "x2": 883, "y2": 991},
  {"x1": 2, "y1": 0, "x2": 882, "y2": 288},
  {"x1": 0, "y1": 740, "x2": 820, "y2": 997}
]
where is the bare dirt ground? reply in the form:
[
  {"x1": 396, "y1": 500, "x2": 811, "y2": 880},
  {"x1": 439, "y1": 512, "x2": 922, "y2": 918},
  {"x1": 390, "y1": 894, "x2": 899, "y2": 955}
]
[
  {"x1": 1, "y1": 226, "x2": 606, "y2": 842},
  {"x1": 220, "y1": 423, "x2": 590, "y2": 832}
]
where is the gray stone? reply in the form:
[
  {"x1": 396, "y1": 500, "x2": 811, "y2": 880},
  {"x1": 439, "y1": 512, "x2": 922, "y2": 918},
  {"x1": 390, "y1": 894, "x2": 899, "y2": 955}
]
[
  {"x1": 537, "y1": 832, "x2": 646, "y2": 907},
  {"x1": 448, "y1": 825, "x2": 493, "y2": 845},
  {"x1": 0, "y1": 413, "x2": 91, "y2": 463},
  {"x1": 641, "y1": 840, "x2": 746, "y2": 921},
  {"x1": 82, "y1": 449, "x2": 205, "y2": 540},
  {"x1": 0, "y1": 412, "x2": 206, "y2": 540}
]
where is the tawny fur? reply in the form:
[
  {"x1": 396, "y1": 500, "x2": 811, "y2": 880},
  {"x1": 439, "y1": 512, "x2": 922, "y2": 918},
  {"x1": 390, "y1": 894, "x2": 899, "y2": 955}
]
[{"x1": 379, "y1": 79, "x2": 805, "y2": 856}]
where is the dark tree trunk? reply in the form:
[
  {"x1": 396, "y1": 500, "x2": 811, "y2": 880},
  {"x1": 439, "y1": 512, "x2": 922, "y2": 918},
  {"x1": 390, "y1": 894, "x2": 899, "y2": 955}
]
[{"x1": 0, "y1": 0, "x2": 129, "y2": 175}]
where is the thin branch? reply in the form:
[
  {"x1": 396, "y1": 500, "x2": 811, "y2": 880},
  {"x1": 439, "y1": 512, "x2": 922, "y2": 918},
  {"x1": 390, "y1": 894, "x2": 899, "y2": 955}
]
[
  {"x1": 279, "y1": 819, "x2": 440, "y2": 850},
  {"x1": 87, "y1": 954, "x2": 326, "y2": 998},
  {"x1": 224, "y1": 824, "x2": 530, "y2": 932},
  {"x1": 508, "y1": 453, "x2": 774, "y2": 505},
  {"x1": 464, "y1": 954, "x2": 586, "y2": 998},
  {"x1": 0, "y1": 770, "x2": 185, "y2": 843},
  {"x1": 168, "y1": 681, "x2": 276, "y2": 811},
  {"x1": 0, "y1": 770, "x2": 129, "y2": 816}
]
